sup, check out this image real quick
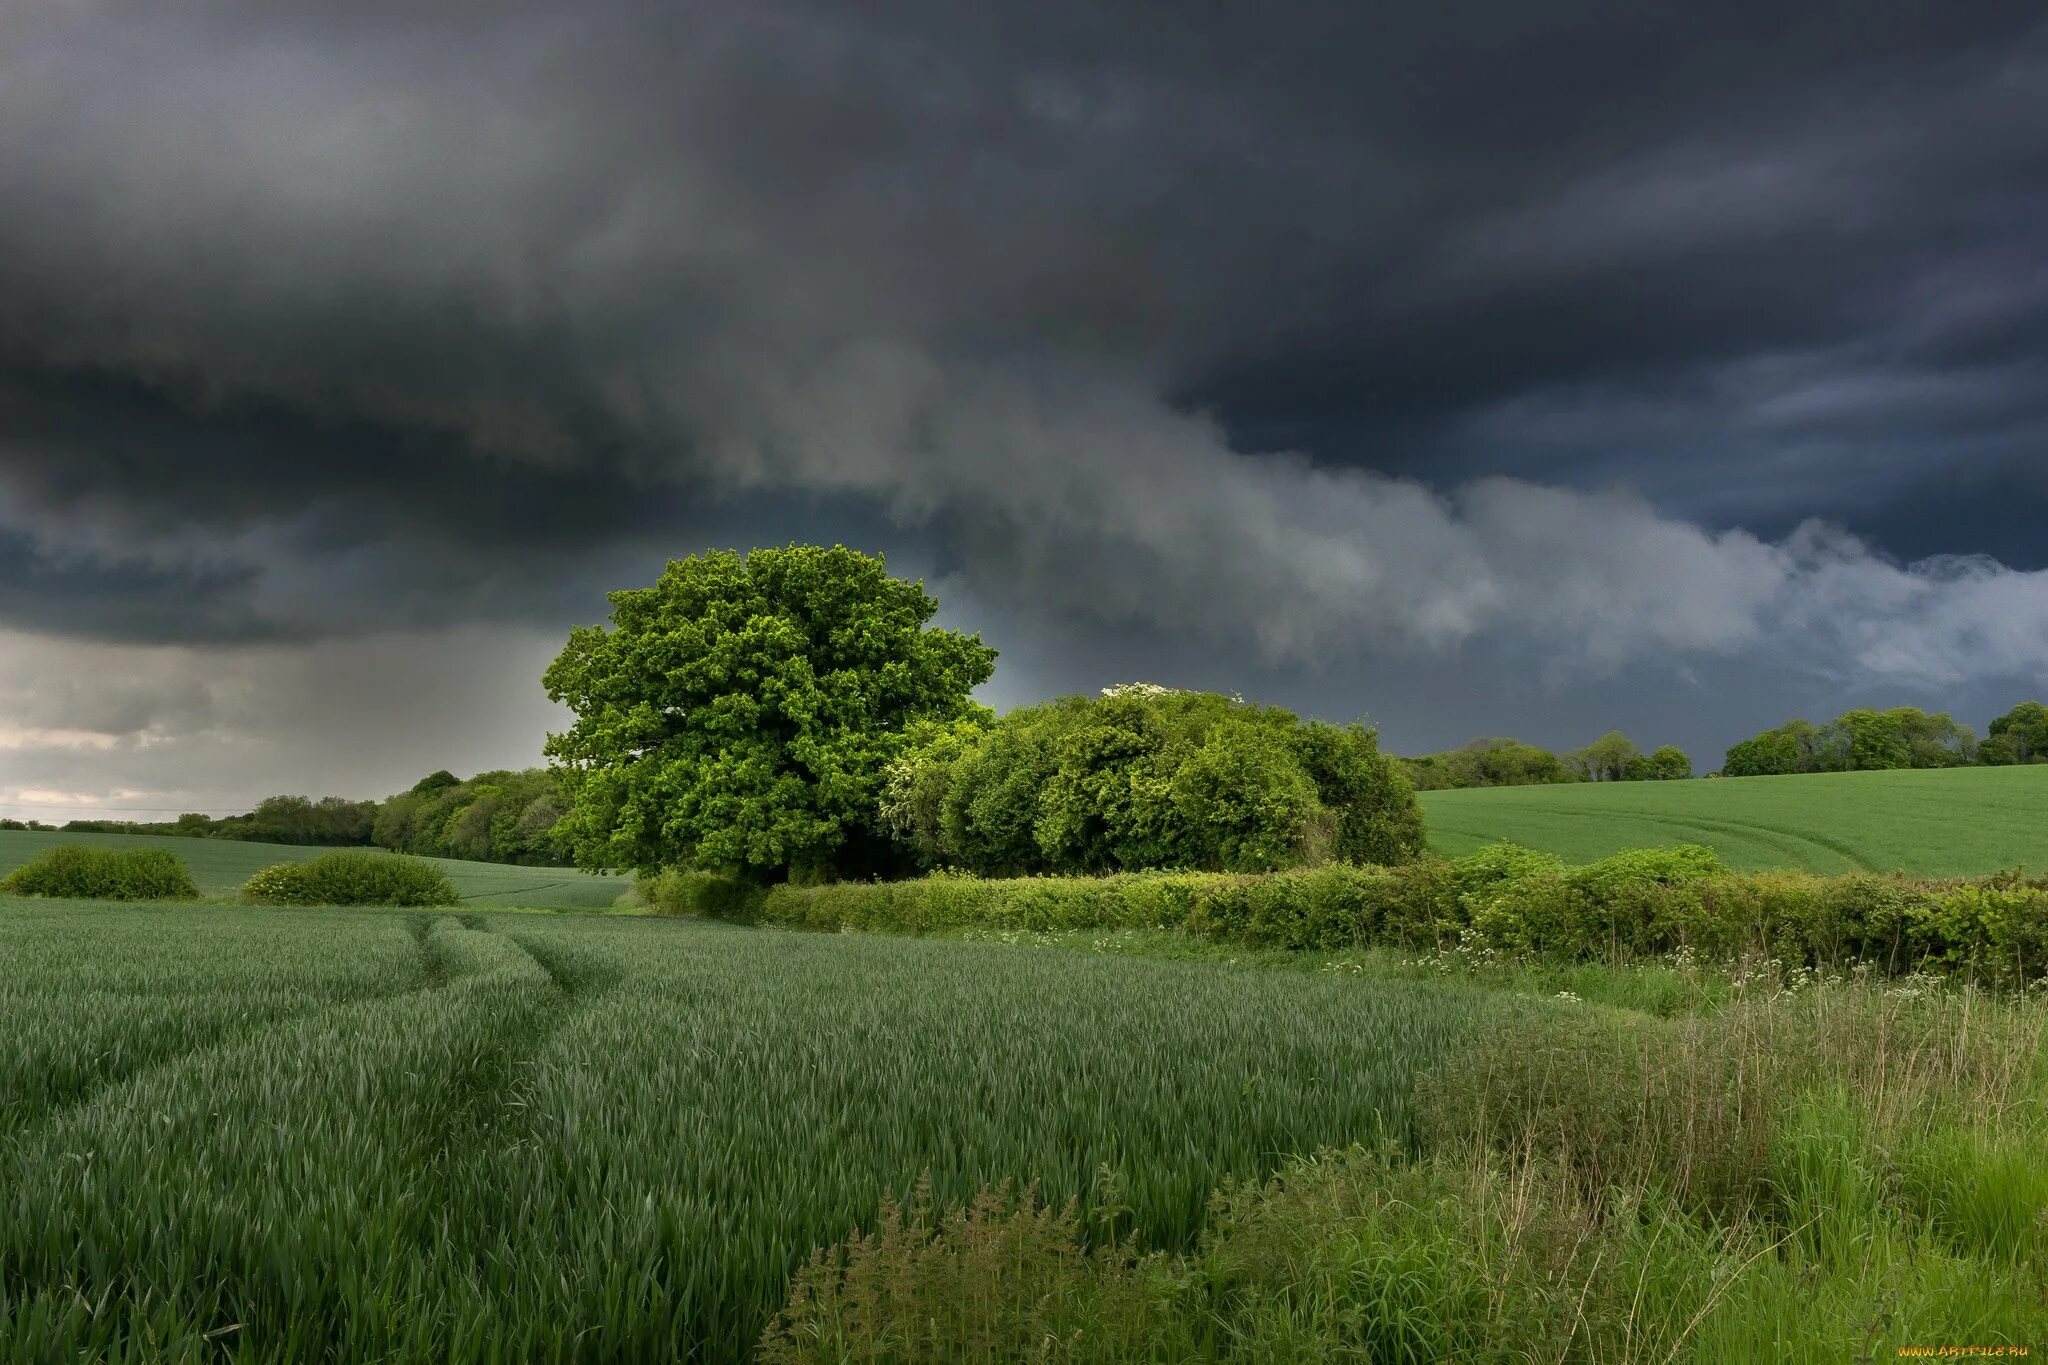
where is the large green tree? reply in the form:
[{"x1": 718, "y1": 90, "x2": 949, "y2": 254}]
[
  {"x1": 543, "y1": 545, "x2": 997, "y2": 880},
  {"x1": 1982, "y1": 701, "x2": 2048, "y2": 765}
]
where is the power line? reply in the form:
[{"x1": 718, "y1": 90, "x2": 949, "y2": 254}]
[{"x1": 0, "y1": 802, "x2": 235, "y2": 814}]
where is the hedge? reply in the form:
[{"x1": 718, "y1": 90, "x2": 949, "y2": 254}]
[{"x1": 668, "y1": 845, "x2": 2048, "y2": 983}]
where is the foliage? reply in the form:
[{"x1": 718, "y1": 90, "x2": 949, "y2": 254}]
[
  {"x1": 544, "y1": 544, "x2": 997, "y2": 881},
  {"x1": 883, "y1": 685, "x2": 1424, "y2": 876},
  {"x1": 639, "y1": 866, "x2": 766, "y2": 919},
  {"x1": 1630, "y1": 744, "x2": 1693, "y2": 780},
  {"x1": 1398, "y1": 736, "x2": 1582, "y2": 790},
  {"x1": 1568, "y1": 730, "x2": 1642, "y2": 782},
  {"x1": 1725, "y1": 706, "x2": 1978, "y2": 775},
  {"x1": 54, "y1": 796, "x2": 378, "y2": 847},
  {"x1": 240, "y1": 850, "x2": 459, "y2": 907},
  {"x1": 370, "y1": 768, "x2": 571, "y2": 866},
  {"x1": 0, "y1": 845, "x2": 199, "y2": 901},
  {"x1": 1406, "y1": 733, "x2": 1686, "y2": 787},
  {"x1": 213, "y1": 794, "x2": 379, "y2": 845},
  {"x1": 1981, "y1": 700, "x2": 2048, "y2": 765},
  {"x1": 755, "y1": 844, "x2": 2048, "y2": 983}
]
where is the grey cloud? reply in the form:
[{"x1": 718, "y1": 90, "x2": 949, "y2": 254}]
[{"x1": 0, "y1": 0, "x2": 2045, "y2": 799}]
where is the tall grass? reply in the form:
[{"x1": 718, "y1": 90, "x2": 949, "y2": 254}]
[{"x1": 771, "y1": 978, "x2": 2048, "y2": 1360}]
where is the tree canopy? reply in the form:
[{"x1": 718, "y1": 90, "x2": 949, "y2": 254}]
[
  {"x1": 1982, "y1": 701, "x2": 2048, "y2": 766},
  {"x1": 881, "y1": 684, "x2": 1425, "y2": 876},
  {"x1": 1399, "y1": 738, "x2": 1581, "y2": 790},
  {"x1": 543, "y1": 545, "x2": 997, "y2": 880},
  {"x1": 1723, "y1": 707, "x2": 1979, "y2": 776}
]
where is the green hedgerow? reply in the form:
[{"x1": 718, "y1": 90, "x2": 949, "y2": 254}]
[
  {"x1": 639, "y1": 868, "x2": 767, "y2": 919},
  {"x1": 0, "y1": 845, "x2": 200, "y2": 901},
  {"x1": 242, "y1": 850, "x2": 459, "y2": 907}
]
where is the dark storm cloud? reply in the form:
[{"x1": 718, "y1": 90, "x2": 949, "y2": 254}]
[{"x1": 2, "y1": 0, "x2": 2046, "y2": 699}]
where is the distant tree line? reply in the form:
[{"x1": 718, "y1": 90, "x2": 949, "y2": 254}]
[
  {"x1": 1400, "y1": 732, "x2": 1691, "y2": 790},
  {"x1": 1723, "y1": 702, "x2": 2047, "y2": 776},
  {"x1": 3, "y1": 771, "x2": 574, "y2": 866},
  {"x1": 20, "y1": 795, "x2": 378, "y2": 845},
  {"x1": 371, "y1": 769, "x2": 571, "y2": 865}
]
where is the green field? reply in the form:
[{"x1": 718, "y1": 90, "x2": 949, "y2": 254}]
[
  {"x1": 0, "y1": 828, "x2": 626, "y2": 908},
  {"x1": 1419, "y1": 764, "x2": 2048, "y2": 875},
  {"x1": 0, "y1": 903, "x2": 1475, "y2": 1361}
]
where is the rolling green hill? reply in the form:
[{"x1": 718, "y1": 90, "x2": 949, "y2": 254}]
[
  {"x1": 0, "y1": 829, "x2": 627, "y2": 908},
  {"x1": 1418, "y1": 764, "x2": 2048, "y2": 876}
]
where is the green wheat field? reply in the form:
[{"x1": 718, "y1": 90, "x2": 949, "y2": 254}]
[
  {"x1": 1421, "y1": 764, "x2": 2048, "y2": 874},
  {"x1": 0, "y1": 904, "x2": 1474, "y2": 1361}
]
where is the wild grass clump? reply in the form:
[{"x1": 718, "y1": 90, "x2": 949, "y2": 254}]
[
  {"x1": 0, "y1": 845, "x2": 199, "y2": 901},
  {"x1": 760, "y1": 1146, "x2": 1746, "y2": 1363},
  {"x1": 759, "y1": 1178, "x2": 1173, "y2": 1363},
  {"x1": 241, "y1": 850, "x2": 458, "y2": 907},
  {"x1": 1415, "y1": 975, "x2": 2048, "y2": 1225}
]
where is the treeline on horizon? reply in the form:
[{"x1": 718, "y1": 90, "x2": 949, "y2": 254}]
[
  {"x1": 1396, "y1": 701, "x2": 2047, "y2": 790},
  {"x1": 0, "y1": 769, "x2": 573, "y2": 867},
  {"x1": 1721, "y1": 701, "x2": 2047, "y2": 775},
  {"x1": 1398, "y1": 731, "x2": 1692, "y2": 790}
]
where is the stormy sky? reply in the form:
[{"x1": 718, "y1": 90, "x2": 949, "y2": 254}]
[{"x1": 3, "y1": 0, "x2": 2046, "y2": 817}]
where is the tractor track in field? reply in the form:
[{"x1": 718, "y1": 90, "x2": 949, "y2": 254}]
[
  {"x1": 1431, "y1": 802, "x2": 1877, "y2": 872},
  {"x1": 0, "y1": 967, "x2": 471, "y2": 1152},
  {"x1": 3, "y1": 916, "x2": 576, "y2": 1154}
]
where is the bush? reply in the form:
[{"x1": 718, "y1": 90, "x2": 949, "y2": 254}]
[
  {"x1": 0, "y1": 845, "x2": 200, "y2": 901},
  {"x1": 640, "y1": 868, "x2": 767, "y2": 920},
  {"x1": 883, "y1": 687, "x2": 1424, "y2": 877},
  {"x1": 241, "y1": 851, "x2": 459, "y2": 907}
]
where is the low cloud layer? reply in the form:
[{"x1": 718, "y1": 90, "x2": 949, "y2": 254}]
[{"x1": 1, "y1": 1, "x2": 2044, "y2": 809}]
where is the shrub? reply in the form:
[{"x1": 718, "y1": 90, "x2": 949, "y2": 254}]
[
  {"x1": 0, "y1": 845, "x2": 200, "y2": 901},
  {"x1": 241, "y1": 851, "x2": 459, "y2": 907},
  {"x1": 887, "y1": 688, "x2": 1424, "y2": 877},
  {"x1": 640, "y1": 868, "x2": 766, "y2": 920}
]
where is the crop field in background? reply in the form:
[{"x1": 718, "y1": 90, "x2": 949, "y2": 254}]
[
  {"x1": 0, "y1": 903, "x2": 1477, "y2": 1362},
  {"x1": 0, "y1": 828, "x2": 624, "y2": 908},
  {"x1": 1419, "y1": 764, "x2": 2048, "y2": 875}
]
